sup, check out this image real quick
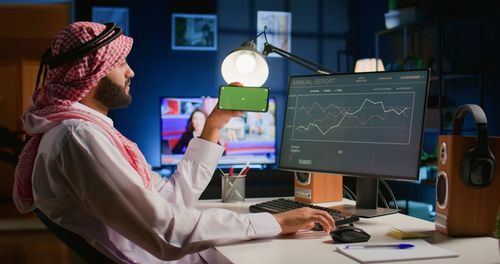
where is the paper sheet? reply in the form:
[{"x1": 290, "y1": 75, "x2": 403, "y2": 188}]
[{"x1": 336, "y1": 239, "x2": 459, "y2": 263}]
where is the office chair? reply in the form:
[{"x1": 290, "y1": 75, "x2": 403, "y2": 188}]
[{"x1": 34, "y1": 208, "x2": 115, "y2": 263}]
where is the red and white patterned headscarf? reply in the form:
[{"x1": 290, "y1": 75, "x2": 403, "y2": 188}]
[
  {"x1": 13, "y1": 22, "x2": 152, "y2": 213},
  {"x1": 33, "y1": 21, "x2": 133, "y2": 110}
]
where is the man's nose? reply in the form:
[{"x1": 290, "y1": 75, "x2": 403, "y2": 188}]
[{"x1": 126, "y1": 65, "x2": 135, "y2": 78}]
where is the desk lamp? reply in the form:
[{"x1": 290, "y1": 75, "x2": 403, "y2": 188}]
[
  {"x1": 221, "y1": 26, "x2": 337, "y2": 86},
  {"x1": 221, "y1": 26, "x2": 342, "y2": 203}
]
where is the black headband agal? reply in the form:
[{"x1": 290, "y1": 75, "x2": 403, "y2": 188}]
[{"x1": 36, "y1": 22, "x2": 123, "y2": 89}]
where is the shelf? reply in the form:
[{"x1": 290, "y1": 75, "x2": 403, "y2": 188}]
[
  {"x1": 376, "y1": 17, "x2": 479, "y2": 38},
  {"x1": 375, "y1": 18, "x2": 439, "y2": 37},
  {"x1": 375, "y1": 15, "x2": 484, "y2": 154},
  {"x1": 441, "y1": 127, "x2": 477, "y2": 134},
  {"x1": 423, "y1": 128, "x2": 440, "y2": 132},
  {"x1": 420, "y1": 178, "x2": 436, "y2": 186},
  {"x1": 420, "y1": 158, "x2": 437, "y2": 166}
]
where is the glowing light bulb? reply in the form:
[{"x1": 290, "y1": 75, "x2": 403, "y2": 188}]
[{"x1": 235, "y1": 53, "x2": 256, "y2": 74}]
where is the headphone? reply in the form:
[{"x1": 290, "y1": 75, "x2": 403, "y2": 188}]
[
  {"x1": 35, "y1": 22, "x2": 123, "y2": 89},
  {"x1": 453, "y1": 104, "x2": 495, "y2": 187}
]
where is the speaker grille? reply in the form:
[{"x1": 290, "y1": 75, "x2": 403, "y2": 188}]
[
  {"x1": 295, "y1": 172, "x2": 311, "y2": 185},
  {"x1": 436, "y1": 171, "x2": 448, "y2": 209}
]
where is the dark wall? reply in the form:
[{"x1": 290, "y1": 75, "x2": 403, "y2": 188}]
[
  {"x1": 482, "y1": 14, "x2": 500, "y2": 134},
  {"x1": 350, "y1": 0, "x2": 387, "y2": 59},
  {"x1": 76, "y1": 0, "x2": 352, "y2": 167}
]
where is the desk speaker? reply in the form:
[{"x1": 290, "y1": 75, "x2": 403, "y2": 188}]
[
  {"x1": 294, "y1": 172, "x2": 343, "y2": 203},
  {"x1": 435, "y1": 105, "x2": 500, "y2": 236}
]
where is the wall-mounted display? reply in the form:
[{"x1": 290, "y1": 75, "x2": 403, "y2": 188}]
[
  {"x1": 172, "y1": 13, "x2": 217, "y2": 51},
  {"x1": 257, "y1": 11, "x2": 291, "y2": 57}
]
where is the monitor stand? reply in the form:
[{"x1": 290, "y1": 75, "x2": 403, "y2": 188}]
[{"x1": 334, "y1": 177, "x2": 398, "y2": 218}]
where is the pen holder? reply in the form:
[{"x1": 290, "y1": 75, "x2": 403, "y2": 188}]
[{"x1": 221, "y1": 174, "x2": 246, "y2": 203}]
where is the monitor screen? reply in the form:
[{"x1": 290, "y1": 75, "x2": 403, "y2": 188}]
[
  {"x1": 161, "y1": 97, "x2": 276, "y2": 166},
  {"x1": 280, "y1": 70, "x2": 429, "y2": 180}
]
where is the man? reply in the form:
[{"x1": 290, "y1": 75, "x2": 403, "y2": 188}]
[{"x1": 13, "y1": 22, "x2": 334, "y2": 263}]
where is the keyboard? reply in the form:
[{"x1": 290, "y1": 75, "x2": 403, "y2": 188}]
[{"x1": 249, "y1": 198, "x2": 359, "y2": 228}]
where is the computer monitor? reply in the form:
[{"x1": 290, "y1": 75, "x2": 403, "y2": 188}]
[
  {"x1": 160, "y1": 97, "x2": 276, "y2": 167},
  {"x1": 279, "y1": 69, "x2": 430, "y2": 217}
]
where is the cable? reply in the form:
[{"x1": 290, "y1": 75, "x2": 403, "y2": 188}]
[
  {"x1": 342, "y1": 186, "x2": 355, "y2": 200},
  {"x1": 378, "y1": 187, "x2": 389, "y2": 208},
  {"x1": 380, "y1": 179, "x2": 399, "y2": 210},
  {"x1": 343, "y1": 185, "x2": 357, "y2": 201},
  {"x1": 342, "y1": 180, "x2": 396, "y2": 210}
]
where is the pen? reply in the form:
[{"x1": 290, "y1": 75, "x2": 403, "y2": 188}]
[
  {"x1": 344, "y1": 243, "x2": 414, "y2": 249},
  {"x1": 241, "y1": 166, "x2": 250, "y2": 176},
  {"x1": 238, "y1": 162, "x2": 250, "y2": 176}
]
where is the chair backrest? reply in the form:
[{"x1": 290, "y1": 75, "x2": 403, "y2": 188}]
[{"x1": 34, "y1": 209, "x2": 115, "y2": 263}]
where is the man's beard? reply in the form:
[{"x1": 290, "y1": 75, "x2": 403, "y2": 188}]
[{"x1": 94, "y1": 76, "x2": 132, "y2": 109}]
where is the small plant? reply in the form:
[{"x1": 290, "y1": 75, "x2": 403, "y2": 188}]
[
  {"x1": 388, "y1": 0, "x2": 398, "y2": 10},
  {"x1": 388, "y1": 0, "x2": 417, "y2": 10}
]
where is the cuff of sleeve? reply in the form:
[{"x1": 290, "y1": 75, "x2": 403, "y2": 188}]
[
  {"x1": 246, "y1": 213, "x2": 282, "y2": 237},
  {"x1": 183, "y1": 137, "x2": 224, "y2": 166}
]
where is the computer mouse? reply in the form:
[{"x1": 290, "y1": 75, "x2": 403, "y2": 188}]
[{"x1": 330, "y1": 225, "x2": 371, "y2": 243}]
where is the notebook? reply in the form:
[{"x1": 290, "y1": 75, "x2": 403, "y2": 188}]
[
  {"x1": 336, "y1": 239, "x2": 459, "y2": 263},
  {"x1": 387, "y1": 227, "x2": 430, "y2": 240}
]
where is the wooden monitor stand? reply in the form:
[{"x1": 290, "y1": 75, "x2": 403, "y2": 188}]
[{"x1": 294, "y1": 172, "x2": 343, "y2": 203}]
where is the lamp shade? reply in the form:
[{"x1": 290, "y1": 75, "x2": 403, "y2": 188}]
[
  {"x1": 354, "y1": 58, "x2": 385, "y2": 72},
  {"x1": 221, "y1": 42, "x2": 269, "y2": 87}
]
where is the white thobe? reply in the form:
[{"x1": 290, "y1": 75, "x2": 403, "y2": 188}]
[{"x1": 30, "y1": 103, "x2": 281, "y2": 263}]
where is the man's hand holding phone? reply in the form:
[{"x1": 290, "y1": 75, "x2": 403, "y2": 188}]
[{"x1": 200, "y1": 82, "x2": 245, "y2": 143}]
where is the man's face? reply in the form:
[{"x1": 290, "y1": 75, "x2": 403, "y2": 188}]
[{"x1": 94, "y1": 61, "x2": 135, "y2": 109}]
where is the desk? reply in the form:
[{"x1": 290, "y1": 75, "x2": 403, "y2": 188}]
[{"x1": 196, "y1": 198, "x2": 500, "y2": 264}]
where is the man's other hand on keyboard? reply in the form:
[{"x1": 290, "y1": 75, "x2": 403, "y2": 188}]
[{"x1": 272, "y1": 207, "x2": 335, "y2": 235}]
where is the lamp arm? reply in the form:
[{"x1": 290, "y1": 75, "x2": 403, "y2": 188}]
[{"x1": 263, "y1": 42, "x2": 336, "y2": 75}]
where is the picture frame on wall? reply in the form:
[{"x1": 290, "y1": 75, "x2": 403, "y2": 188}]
[
  {"x1": 92, "y1": 6, "x2": 129, "y2": 35},
  {"x1": 257, "y1": 11, "x2": 291, "y2": 58},
  {"x1": 172, "y1": 13, "x2": 217, "y2": 51}
]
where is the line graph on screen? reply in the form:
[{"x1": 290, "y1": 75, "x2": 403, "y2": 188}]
[{"x1": 290, "y1": 92, "x2": 415, "y2": 145}]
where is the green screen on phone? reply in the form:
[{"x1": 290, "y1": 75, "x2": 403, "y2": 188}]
[{"x1": 218, "y1": 86, "x2": 270, "y2": 112}]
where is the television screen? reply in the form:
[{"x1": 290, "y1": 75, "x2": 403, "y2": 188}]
[{"x1": 160, "y1": 97, "x2": 276, "y2": 166}]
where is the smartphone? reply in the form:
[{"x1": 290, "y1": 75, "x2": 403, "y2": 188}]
[{"x1": 218, "y1": 85, "x2": 270, "y2": 112}]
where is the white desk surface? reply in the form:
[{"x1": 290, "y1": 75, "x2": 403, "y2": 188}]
[{"x1": 196, "y1": 198, "x2": 500, "y2": 264}]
